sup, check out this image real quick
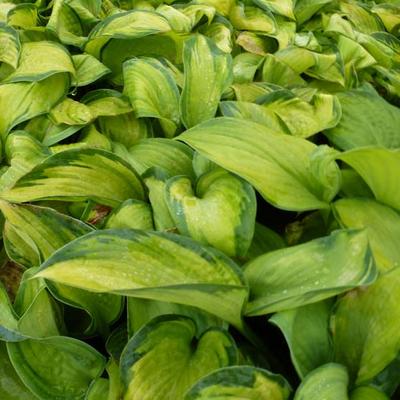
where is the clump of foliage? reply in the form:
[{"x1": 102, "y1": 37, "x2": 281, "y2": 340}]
[{"x1": 0, "y1": 0, "x2": 400, "y2": 399}]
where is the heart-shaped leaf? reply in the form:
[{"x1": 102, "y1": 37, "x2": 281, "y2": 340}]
[
  {"x1": 120, "y1": 316, "x2": 238, "y2": 400},
  {"x1": 166, "y1": 169, "x2": 256, "y2": 257}
]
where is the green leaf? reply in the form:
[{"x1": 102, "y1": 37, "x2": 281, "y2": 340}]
[
  {"x1": 185, "y1": 366, "x2": 291, "y2": 400},
  {"x1": 294, "y1": 363, "x2": 349, "y2": 400},
  {"x1": 333, "y1": 199, "x2": 400, "y2": 272},
  {"x1": 180, "y1": 34, "x2": 233, "y2": 128},
  {"x1": 166, "y1": 168, "x2": 256, "y2": 257},
  {"x1": 120, "y1": 316, "x2": 238, "y2": 400},
  {"x1": 333, "y1": 268, "x2": 400, "y2": 385},
  {"x1": 123, "y1": 57, "x2": 180, "y2": 137},
  {"x1": 338, "y1": 147, "x2": 400, "y2": 212},
  {"x1": 254, "y1": 0, "x2": 295, "y2": 20},
  {"x1": 0, "y1": 342, "x2": 34, "y2": 400},
  {"x1": 0, "y1": 73, "x2": 69, "y2": 138},
  {"x1": 127, "y1": 297, "x2": 225, "y2": 337},
  {"x1": 262, "y1": 54, "x2": 305, "y2": 87},
  {"x1": 127, "y1": 138, "x2": 194, "y2": 178},
  {"x1": 178, "y1": 117, "x2": 341, "y2": 211},
  {"x1": 86, "y1": 378, "x2": 109, "y2": 400},
  {"x1": 5, "y1": 41, "x2": 75, "y2": 83},
  {"x1": 0, "y1": 282, "x2": 24, "y2": 341},
  {"x1": 1, "y1": 148, "x2": 145, "y2": 207},
  {"x1": 325, "y1": 86, "x2": 400, "y2": 150},
  {"x1": 0, "y1": 131, "x2": 50, "y2": 192},
  {"x1": 350, "y1": 386, "x2": 390, "y2": 400},
  {"x1": 229, "y1": 3, "x2": 276, "y2": 34},
  {"x1": 72, "y1": 54, "x2": 110, "y2": 87},
  {"x1": 143, "y1": 168, "x2": 176, "y2": 231},
  {"x1": 35, "y1": 229, "x2": 248, "y2": 329},
  {"x1": 0, "y1": 201, "x2": 123, "y2": 337},
  {"x1": 0, "y1": 24, "x2": 20, "y2": 70},
  {"x1": 244, "y1": 229, "x2": 377, "y2": 316},
  {"x1": 49, "y1": 98, "x2": 93, "y2": 126},
  {"x1": 294, "y1": 0, "x2": 332, "y2": 24},
  {"x1": 270, "y1": 301, "x2": 333, "y2": 378},
  {"x1": 7, "y1": 336, "x2": 105, "y2": 400},
  {"x1": 105, "y1": 199, "x2": 153, "y2": 230}
]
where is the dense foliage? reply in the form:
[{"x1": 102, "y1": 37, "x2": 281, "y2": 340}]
[{"x1": 0, "y1": 0, "x2": 400, "y2": 399}]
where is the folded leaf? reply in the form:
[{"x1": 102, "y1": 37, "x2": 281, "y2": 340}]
[
  {"x1": 35, "y1": 229, "x2": 248, "y2": 329},
  {"x1": 178, "y1": 117, "x2": 341, "y2": 211},
  {"x1": 294, "y1": 363, "x2": 349, "y2": 400},
  {"x1": 166, "y1": 169, "x2": 256, "y2": 257},
  {"x1": 325, "y1": 86, "x2": 400, "y2": 150},
  {"x1": 72, "y1": 54, "x2": 110, "y2": 87},
  {"x1": 333, "y1": 268, "x2": 400, "y2": 385},
  {"x1": 7, "y1": 336, "x2": 105, "y2": 400},
  {"x1": 180, "y1": 34, "x2": 233, "y2": 128},
  {"x1": 333, "y1": 199, "x2": 400, "y2": 272},
  {"x1": 244, "y1": 230, "x2": 377, "y2": 316},
  {"x1": 0, "y1": 73, "x2": 69, "y2": 137},
  {"x1": 338, "y1": 147, "x2": 400, "y2": 212},
  {"x1": 0, "y1": 24, "x2": 20, "y2": 69},
  {"x1": 123, "y1": 57, "x2": 180, "y2": 137},
  {"x1": 185, "y1": 366, "x2": 291, "y2": 400},
  {"x1": 270, "y1": 300, "x2": 333, "y2": 378},
  {"x1": 105, "y1": 199, "x2": 153, "y2": 230},
  {"x1": 121, "y1": 316, "x2": 238, "y2": 400},
  {"x1": 0, "y1": 202, "x2": 122, "y2": 337},
  {"x1": 1, "y1": 148, "x2": 145, "y2": 207},
  {"x1": 127, "y1": 138, "x2": 194, "y2": 178},
  {"x1": 0, "y1": 282, "x2": 24, "y2": 341}
]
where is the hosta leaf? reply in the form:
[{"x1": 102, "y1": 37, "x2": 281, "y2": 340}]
[
  {"x1": 49, "y1": 98, "x2": 93, "y2": 126},
  {"x1": 85, "y1": 10, "x2": 171, "y2": 56},
  {"x1": 294, "y1": 363, "x2": 349, "y2": 400},
  {"x1": 244, "y1": 230, "x2": 377, "y2": 316},
  {"x1": 257, "y1": 90, "x2": 342, "y2": 138},
  {"x1": 325, "y1": 86, "x2": 400, "y2": 150},
  {"x1": 0, "y1": 342, "x2": 33, "y2": 400},
  {"x1": 71, "y1": 54, "x2": 110, "y2": 87},
  {"x1": 262, "y1": 54, "x2": 306, "y2": 87},
  {"x1": 350, "y1": 386, "x2": 390, "y2": 400},
  {"x1": 0, "y1": 282, "x2": 24, "y2": 341},
  {"x1": 0, "y1": 131, "x2": 50, "y2": 192},
  {"x1": 123, "y1": 57, "x2": 180, "y2": 137},
  {"x1": 5, "y1": 41, "x2": 75, "y2": 83},
  {"x1": 7, "y1": 336, "x2": 105, "y2": 400},
  {"x1": 127, "y1": 138, "x2": 194, "y2": 178},
  {"x1": 178, "y1": 117, "x2": 341, "y2": 211},
  {"x1": 180, "y1": 34, "x2": 233, "y2": 128},
  {"x1": 0, "y1": 24, "x2": 20, "y2": 70},
  {"x1": 232, "y1": 53, "x2": 264, "y2": 84},
  {"x1": 270, "y1": 301, "x2": 333, "y2": 378},
  {"x1": 338, "y1": 147, "x2": 400, "y2": 212},
  {"x1": 333, "y1": 199, "x2": 400, "y2": 272},
  {"x1": 294, "y1": 0, "x2": 332, "y2": 24},
  {"x1": 105, "y1": 199, "x2": 153, "y2": 230},
  {"x1": 0, "y1": 73, "x2": 69, "y2": 137},
  {"x1": 120, "y1": 316, "x2": 238, "y2": 400},
  {"x1": 1, "y1": 148, "x2": 145, "y2": 207},
  {"x1": 254, "y1": 0, "x2": 295, "y2": 20},
  {"x1": 202, "y1": 22, "x2": 233, "y2": 54},
  {"x1": 229, "y1": 3, "x2": 276, "y2": 34},
  {"x1": 127, "y1": 297, "x2": 224, "y2": 337},
  {"x1": 333, "y1": 268, "x2": 400, "y2": 385},
  {"x1": 185, "y1": 366, "x2": 291, "y2": 400},
  {"x1": 0, "y1": 202, "x2": 123, "y2": 336},
  {"x1": 143, "y1": 168, "x2": 176, "y2": 231},
  {"x1": 244, "y1": 223, "x2": 285, "y2": 261},
  {"x1": 220, "y1": 101, "x2": 288, "y2": 134},
  {"x1": 35, "y1": 229, "x2": 248, "y2": 329},
  {"x1": 86, "y1": 378, "x2": 109, "y2": 400},
  {"x1": 166, "y1": 168, "x2": 256, "y2": 257}
]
